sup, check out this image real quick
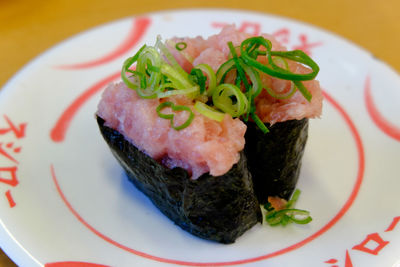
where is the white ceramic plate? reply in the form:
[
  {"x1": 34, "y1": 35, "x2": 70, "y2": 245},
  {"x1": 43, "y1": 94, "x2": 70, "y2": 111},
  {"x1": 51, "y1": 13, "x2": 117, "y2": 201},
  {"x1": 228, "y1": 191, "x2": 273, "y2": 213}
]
[{"x1": 0, "y1": 9, "x2": 399, "y2": 267}]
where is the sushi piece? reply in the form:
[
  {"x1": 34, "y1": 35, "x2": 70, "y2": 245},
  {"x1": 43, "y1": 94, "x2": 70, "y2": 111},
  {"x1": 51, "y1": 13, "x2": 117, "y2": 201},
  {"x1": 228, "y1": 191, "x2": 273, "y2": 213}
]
[
  {"x1": 245, "y1": 119, "x2": 309, "y2": 203},
  {"x1": 97, "y1": 116, "x2": 260, "y2": 243},
  {"x1": 243, "y1": 58, "x2": 323, "y2": 203},
  {"x1": 168, "y1": 26, "x2": 322, "y2": 203},
  {"x1": 96, "y1": 81, "x2": 261, "y2": 243},
  {"x1": 96, "y1": 25, "x2": 322, "y2": 242}
]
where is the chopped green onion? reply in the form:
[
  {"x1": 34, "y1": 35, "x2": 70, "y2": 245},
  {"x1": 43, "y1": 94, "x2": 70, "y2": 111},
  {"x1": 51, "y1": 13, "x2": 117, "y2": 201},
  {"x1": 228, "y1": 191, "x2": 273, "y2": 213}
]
[
  {"x1": 265, "y1": 208, "x2": 312, "y2": 226},
  {"x1": 160, "y1": 63, "x2": 192, "y2": 90},
  {"x1": 136, "y1": 46, "x2": 161, "y2": 74},
  {"x1": 166, "y1": 39, "x2": 194, "y2": 63},
  {"x1": 288, "y1": 210, "x2": 313, "y2": 224},
  {"x1": 156, "y1": 36, "x2": 192, "y2": 85},
  {"x1": 241, "y1": 63, "x2": 263, "y2": 120},
  {"x1": 194, "y1": 101, "x2": 225, "y2": 122},
  {"x1": 212, "y1": 84, "x2": 248, "y2": 117},
  {"x1": 241, "y1": 64, "x2": 262, "y2": 97},
  {"x1": 216, "y1": 58, "x2": 236, "y2": 84},
  {"x1": 263, "y1": 57, "x2": 298, "y2": 99},
  {"x1": 189, "y1": 68, "x2": 207, "y2": 94},
  {"x1": 241, "y1": 37, "x2": 319, "y2": 81},
  {"x1": 137, "y1": 87, "x2": 157, "y2": 99},
  {"x1": 271, "y1": 50, "x2": 320, "y2": 78},
  {"x1": 194, "y1": 64, "x2": 217, "y2": 96},
  {"x1": 120, "y1": 35, "x2": 320, "y2": 132},
  {"x1": 251, "y1": 112, "x2": 269, "y2": 133},
  {"x1": 137, "y1": 47, "x2": 162, "y2": 92},
  {"x1": 263, "y1": 189, "x2": 312, "y2": 226},
  {"x1": 129, "y1": 70, "x2": 147, "y2": 89},
  {"x1": 156, "y1": 102, "x2": 194, "y2": 130},
  {"x1": 293, "y1": 80, "x2": 312, "y2": 102},
  {"x1": 228, "y1": 42, "x2": 250, "y2": 90},
  {"x1": 147, "y1": 65, "x2": 161, "y2": 73},
  {"x1": 157, "y1": 86, "x2": 198, "y2": 98},
  {"x1": 240, "y1": 37, "x2": 319, "y2": 101},
  {"x1": 264, "y1": 202, "x2": 274, "y2": 212},
  {"x1": 272, "y1": 56, "x2": 289, "y2": 69},
  {"x1": 175, "y1": 42, "x2": 187, "y2": 51},
  {"x1": 121, "y1": 44, "x2": 147, "y2": 90},
  {"x1": 286, "y1": 187, "x2": 301, "y2": 208}
]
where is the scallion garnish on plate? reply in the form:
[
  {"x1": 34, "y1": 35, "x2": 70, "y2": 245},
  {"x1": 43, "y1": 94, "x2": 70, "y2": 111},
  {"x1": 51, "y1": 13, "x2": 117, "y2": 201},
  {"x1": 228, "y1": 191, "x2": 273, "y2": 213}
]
[{"x1": 263, "y1": 189, "x2": 312, "y2": 226}]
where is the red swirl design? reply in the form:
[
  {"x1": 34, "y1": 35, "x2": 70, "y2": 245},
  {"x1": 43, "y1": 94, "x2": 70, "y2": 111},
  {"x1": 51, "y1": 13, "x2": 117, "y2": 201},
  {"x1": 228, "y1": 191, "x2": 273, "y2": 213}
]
[
  {"x1": 56, "y1": 17, "x2": 150, "y2": 69},
  {"x1": 50, "y1": 71, "x2": 120, "y2": 142},
  {"x1": 45, "y1": 262, "x2": 109, "y2": 267},
  {"x1": 365, "y1": 76, "x2": 400, "y2": 141}
]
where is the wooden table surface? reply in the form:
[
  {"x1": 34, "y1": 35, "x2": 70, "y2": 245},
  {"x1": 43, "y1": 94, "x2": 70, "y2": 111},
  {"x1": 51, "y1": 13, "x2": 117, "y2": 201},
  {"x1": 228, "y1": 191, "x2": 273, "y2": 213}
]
[{"x1": 0, "y1": 0, "x2": 399, "y2": 265}]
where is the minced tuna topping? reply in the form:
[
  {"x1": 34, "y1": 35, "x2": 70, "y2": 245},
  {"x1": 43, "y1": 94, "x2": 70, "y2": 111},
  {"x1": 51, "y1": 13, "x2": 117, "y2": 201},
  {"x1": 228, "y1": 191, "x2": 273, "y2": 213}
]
[
  {"x1": 97, "y1": 25, "x2": 322, "y2": 179},
  {"x1": 97, "y1": 82, "x2": 246, "y2": 179},
  {"x1": 169, "y1": 25, "x2": 323, "y2": 124}
]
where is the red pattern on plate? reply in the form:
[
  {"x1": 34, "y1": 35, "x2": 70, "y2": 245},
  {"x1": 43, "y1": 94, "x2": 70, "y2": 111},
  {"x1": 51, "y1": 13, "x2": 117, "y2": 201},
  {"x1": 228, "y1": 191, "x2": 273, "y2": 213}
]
[
  {"x1": 211, "y1": 21, "x2": 261, "y2": 35},
  {"x1": 324, "y1": 215, "x2": 400, "y2": 265},
  {"x1": 56, "y1": 17, "x2": 151, "y2": 69},
  {"x1": 50, "y1": 90, "x2": 365, "y2": 266},
  {"x1": 0, "y1": 115, "x2": 27, "y2": 208},
  {"x1": 365, "y1": 76, "x2": 400, "y2": 141},
  {"x1": 5, "y1": 190, "x2": 15, "y2": 208},
  {"x1": 0, "y1": 168, "x2": 18, "y2": 187},
  {"x1": 345, "y1": 250, "x2": 354, "y2": 267},
  {"x1": 0, "y1": 115, "x2": 27, "y2": 139},
  {"x1": 50, "y1": 71, "x2": 120, "y2": 142},
  {"x1": 325, "y1": 258, "x2": 338, "y2": 264},
  {"x1": 352, "y1": 233, "x2": 390, "y2": 255},
  {"x1": 45, "y1": 262, "x2": 109, "y2": 267},
  {"x1": 385, "y1": 216, "x2": 400, "y2": 232}
]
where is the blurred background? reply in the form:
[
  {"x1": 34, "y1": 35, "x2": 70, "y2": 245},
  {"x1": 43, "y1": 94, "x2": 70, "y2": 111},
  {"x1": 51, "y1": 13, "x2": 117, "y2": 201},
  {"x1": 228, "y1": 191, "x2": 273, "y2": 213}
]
[{"x1": 0, "y1": 0, "x2": 399, "y2": 265}]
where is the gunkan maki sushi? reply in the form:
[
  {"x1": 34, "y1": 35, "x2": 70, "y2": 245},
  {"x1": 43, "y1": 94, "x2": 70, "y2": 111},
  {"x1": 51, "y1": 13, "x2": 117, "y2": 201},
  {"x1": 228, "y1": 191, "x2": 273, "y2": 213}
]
[
  {"x1": 244, "y1": 45, "x2": 322, "y2": 203},
  {"x1": 96, "y1": 25, "x2": 322, "y2": 243},
  {"x1": 96, "y1": 82, "x2": 261, "y2": 243}
]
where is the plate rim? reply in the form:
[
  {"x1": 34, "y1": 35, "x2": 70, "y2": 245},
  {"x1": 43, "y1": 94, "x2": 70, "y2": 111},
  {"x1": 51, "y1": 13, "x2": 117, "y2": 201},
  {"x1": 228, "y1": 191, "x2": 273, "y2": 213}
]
[{"x1": 0, "y1": 7, "x2": 399, "y2": 266}]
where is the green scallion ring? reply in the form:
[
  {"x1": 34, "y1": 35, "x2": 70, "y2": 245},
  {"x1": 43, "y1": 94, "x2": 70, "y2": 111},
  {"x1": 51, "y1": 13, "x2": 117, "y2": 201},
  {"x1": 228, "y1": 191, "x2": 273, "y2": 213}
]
[
  {"x1": 194, "y1": 63, "x2": 217, "y2": 96},
  {"x1": 160, "y1": 63, "x2": 192, "y2": 90},
  {"x1": 286, "y1": 189, "x2": 301, "y2": 208},
  {"x1": 216, "y1": 58, "x2": 236, "y2": 84},
  {"x1": 251, "y1": 112, "x2": 269, "y2": 133},
  {"x1": 194, "y1": 101, "x2": 225, "y2": 122},
  {"x1": 175, "y1": 42, "x2": 187, "y2": 51},
  {"x1": 156, "y1": 101, "x2": 194, "y2": 130},
  {"x1": 156, "y1": 36, "x2": 192, "y2": 85},
  {"x1": 157, "y1": 86, "x2": 199, "y2": 98},
  {"x1": 228, "y1": 42, "x2": 250, "y2": 90},
  {"x1": 121, "y1": 44, "x2": 147, "y2": 90},
  {"x1": 240, "y1": 37, "x2": 317, "y2": 102},
  {"x1": 212, "y1": 84, "x2": 248, "y2": 117},
  {"x1": 137, "y1": 87, "x2": 157, "y2": 99},
  {"x1": 189, "y1": 68, "x2": 207, "y2": 94},
  {"x1": 240, "y1": 37, "x2": 319, "y2": 81}
]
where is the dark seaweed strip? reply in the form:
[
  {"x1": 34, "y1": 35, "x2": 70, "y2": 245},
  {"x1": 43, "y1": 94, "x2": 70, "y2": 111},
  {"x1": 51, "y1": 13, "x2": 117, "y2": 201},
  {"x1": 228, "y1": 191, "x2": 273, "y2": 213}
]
[
  {"x1": 244, "y1": 119, "x2": 309, "y2": 204},
  {"x1": 97, "y1": 116, "x2": 261, "y2": 244}
]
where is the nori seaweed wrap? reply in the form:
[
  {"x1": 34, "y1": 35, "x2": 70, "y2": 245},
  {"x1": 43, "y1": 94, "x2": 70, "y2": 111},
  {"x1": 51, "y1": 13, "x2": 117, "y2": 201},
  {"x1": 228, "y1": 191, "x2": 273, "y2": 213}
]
[
  {"x1": 97, "y1": 116, "x2": 261, "y2": 244},
  {"x1": 244, "y1": 119, "x2": 309, "y2": 204}
]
